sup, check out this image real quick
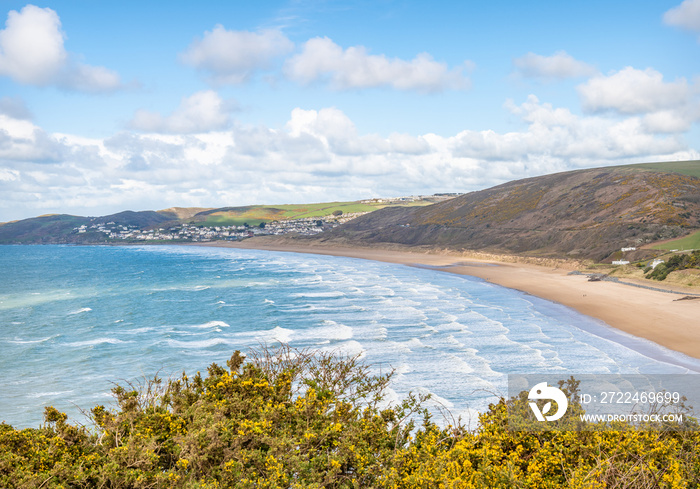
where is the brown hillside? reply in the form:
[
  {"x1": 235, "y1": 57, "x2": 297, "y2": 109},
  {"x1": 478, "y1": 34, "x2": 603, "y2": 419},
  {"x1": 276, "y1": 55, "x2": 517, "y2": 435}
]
[
  {"x1": 158, "y1": 207, "x2": 215, "y2": 220},
  {"x1": 326, "y1": 168, "x2": 700, "y2": 260}
]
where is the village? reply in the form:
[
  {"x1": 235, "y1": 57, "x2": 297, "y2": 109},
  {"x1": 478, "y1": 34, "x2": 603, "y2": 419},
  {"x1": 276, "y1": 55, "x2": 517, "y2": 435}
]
[{"x1": 73, "y1": 211, "x2": 370, "y2": 242}]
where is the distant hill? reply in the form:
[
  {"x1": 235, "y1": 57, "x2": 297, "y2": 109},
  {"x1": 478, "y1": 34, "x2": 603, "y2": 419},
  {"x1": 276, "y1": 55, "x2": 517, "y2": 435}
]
[
  {"x1": 324, "y1": 162, "x2": 700, "y2": 261},
  {"x1": 0, "y1": 210, "x2": 173, "y2": 244},
  {"x1": 187, "y1": 200, "x2": 436, "y2": 227},
  {"x1": 2, "y1": 161, "x2": 698, "y2": 255},
  {"x1": 158, "y1": 207, "x2": 214, "y2": 220},
  {"x1": 0, "y1": 198, "x2": 438, "y2": 244},
  {"x1": 0, "y1": 214, "x2": 90, "y2": 244}
]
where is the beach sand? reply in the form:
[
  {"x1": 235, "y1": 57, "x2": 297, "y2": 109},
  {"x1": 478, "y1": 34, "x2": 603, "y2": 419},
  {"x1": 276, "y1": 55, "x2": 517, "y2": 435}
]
[{"x1": 195, "y1": 238, "x2": 700, "y2": 361}]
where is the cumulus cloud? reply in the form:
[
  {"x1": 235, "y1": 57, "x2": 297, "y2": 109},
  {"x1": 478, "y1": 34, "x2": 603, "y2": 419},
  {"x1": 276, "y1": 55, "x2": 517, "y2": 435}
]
[
  {"x1": 284, "y1": 107, "x2": 431, "y2": 156},
  {"x1": 0, "y1": 5, "x2": 123, "y2": 92},
  {"x1": 513, "y1": 51, "x2": 596, "y2": 80},
  {"x1": 453, "y1": 95, "x2": 686, "y2": 164},
  {"x1": 3, "y1": 101, "x2": 698, "y2": 223},
  {"x1": 578, "y1": 67, "x2": 690, "y2": 114},
  {"x1": 284, "y1": 37, "x2": 471, "y2": 92},
  {"x1": 0, "y1": 112, "x2": 68, "y2": 162},
  {"x1": 180, "y1": 26, "x2": 293, "y2": 84},
  {"x1": 664, "y1": 0, "x2": 700, "y2": 38},
  {"x1": 129, "y1": 90, "x2": 233, "y2": 134}
]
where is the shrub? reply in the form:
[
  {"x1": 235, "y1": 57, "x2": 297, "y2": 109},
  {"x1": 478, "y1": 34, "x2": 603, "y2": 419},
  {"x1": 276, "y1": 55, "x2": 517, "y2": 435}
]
[
  {"x1": 1, "y1": 347, "x2": 699, "y2": 487},
  {"x1": 646, "y1": 250, "x2": 700, "y2": 281}
]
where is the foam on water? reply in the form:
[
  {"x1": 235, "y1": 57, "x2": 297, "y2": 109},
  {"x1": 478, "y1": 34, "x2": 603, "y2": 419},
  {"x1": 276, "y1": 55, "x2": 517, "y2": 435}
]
[
  {"x1": 65, "y1": 338, "x2": 129, "y2": 347},
  {"x1": 190, "y1": 321, "x2": 230, "y2": 329},
  {"x1": 69, "y1": 307, "x2": 92, "y2": 315},
  {"x1": 2, "y1": 244, "x2": 700, "y2": 429},
  {"x1": 166, "y1": 338, "x2": 239, "y2": 349},
  {"x1": 7, "y1": 335, "x2": 57, "y2": 344}
]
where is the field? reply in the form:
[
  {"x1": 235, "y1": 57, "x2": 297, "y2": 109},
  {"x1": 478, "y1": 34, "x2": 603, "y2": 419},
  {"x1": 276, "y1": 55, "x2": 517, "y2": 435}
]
[
  {"x1": 620, "y1": 160, "x2": 700, "y2": 178},
  {"x1": 651, "y1": 229, "x2": 700, "y2": 251},
  {"x1": 196, "y1": 200, "x2": 432, "y2": 227}
]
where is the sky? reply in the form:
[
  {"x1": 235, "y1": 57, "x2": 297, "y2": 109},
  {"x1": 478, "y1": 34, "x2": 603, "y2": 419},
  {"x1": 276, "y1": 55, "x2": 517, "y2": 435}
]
[{"x1": 1, "y1": 0, "x2": 699, "y2": 222}]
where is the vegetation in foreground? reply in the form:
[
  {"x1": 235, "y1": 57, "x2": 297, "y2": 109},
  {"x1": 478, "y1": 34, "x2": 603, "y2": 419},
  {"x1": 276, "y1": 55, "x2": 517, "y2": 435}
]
[
  {"x1": 1, "y1": 346, "x2": 699, "y2": 488},
  {"x1": 645, "y1": 250, "x2": 700, "y2": 281}
]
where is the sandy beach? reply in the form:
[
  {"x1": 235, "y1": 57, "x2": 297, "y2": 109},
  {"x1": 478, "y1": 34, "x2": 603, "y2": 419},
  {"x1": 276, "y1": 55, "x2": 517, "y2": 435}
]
[{"x1": 195, "y1": 238, "x2": 700, "y2": 361}]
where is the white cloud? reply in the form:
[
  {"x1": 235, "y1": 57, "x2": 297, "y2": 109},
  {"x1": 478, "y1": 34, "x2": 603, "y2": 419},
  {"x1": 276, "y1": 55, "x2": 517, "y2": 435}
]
[
  {"x1": 578, "y1": 67, "x2": 691, "y2": 115},
  {"x1": 388, "y1": 133, "x2": 431, "y2": 155},
  {"x1": 642, "y1": 109, "x2": 697, "y2": 133},
  {"x1": 2, "y1": 101, "x2": 698, "y2": 223},
  {"x1": 452, "y1": 95, "x2": 687, "y2": 164},
  {"x1": 284, "y1": 37, "x2": 470, "y2": 92},
  {"x1": 664, "y1": 0, "x2": 700, "y2": 37},
  {"x1": 513, "y1": 51, "x2": 596, "y2": 80},
  {"x1": 0, "y1": 5, "x2": 123, "y2": 92},
  {"x1": 129, "y1": 90, "x2": 232, "y2": 134},
  {"x1": 285, "y1": 107, "x2": 393, "y2": 156},
  {"x1": 180, "y1": 26, "x2": 293, "y2": 84},
  {"x1": 0, "y1": 113, "x2": 67, "y2": 161},
  {"x1": 61, "y1": 63, "x2": 123, "y2": 94},
  {"x1": 0, "y1": 5, "x2": 66, "y2": 85}
]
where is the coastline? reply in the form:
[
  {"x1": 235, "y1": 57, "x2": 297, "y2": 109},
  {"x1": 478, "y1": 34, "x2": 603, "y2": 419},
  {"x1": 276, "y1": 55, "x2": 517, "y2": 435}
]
[{"x1": 193, "y1": 238, "x2": 700, "y2": 362}]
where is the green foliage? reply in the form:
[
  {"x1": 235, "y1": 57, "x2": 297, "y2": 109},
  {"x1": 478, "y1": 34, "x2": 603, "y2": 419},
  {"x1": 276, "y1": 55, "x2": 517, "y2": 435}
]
[
  {"x1": 1, "y1": 347, "x2": 700, "y2": 488},
  {"x1": 646, "y1": 251, "x2": 700, "y2": 280},
  {"x1": 652, "y1": 230, "x2": 700, "y2": 251}
]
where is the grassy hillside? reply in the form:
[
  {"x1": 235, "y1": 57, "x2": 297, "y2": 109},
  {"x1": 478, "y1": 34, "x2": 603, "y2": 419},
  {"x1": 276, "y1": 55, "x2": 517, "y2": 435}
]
[
  {"x1": 158, "y1": 207, "x2": 214, "y2": 220},
  {"x1": 328, "y1": 165, "x2": 700, "y2": 261},
  {"x1": 617, "y1": 160, "x2": 700, "y2": 178},
  {"x1": 193, "y1": 200, "x2": 432, "y2": 227},
  {"x1": 0, "y1": 211, "x2": 173, "y2": 244},
  {"x1": 0, "y1": 214, "x2": 89, "y2": 244},
  {"x1": 651, "y1": 230, "x2": 700, "y2": 251}
]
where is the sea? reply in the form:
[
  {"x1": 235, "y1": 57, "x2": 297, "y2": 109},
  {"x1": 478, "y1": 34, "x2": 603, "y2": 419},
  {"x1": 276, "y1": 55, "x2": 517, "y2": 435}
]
[{"x1": 2, "y1": 244, "x2": 699, "y2": 429}]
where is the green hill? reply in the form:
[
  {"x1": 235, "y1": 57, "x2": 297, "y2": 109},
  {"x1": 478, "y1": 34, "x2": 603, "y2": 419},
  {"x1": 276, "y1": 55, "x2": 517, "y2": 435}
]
[
  {"x1": 0, "y1": 211, "x2": 172, "y2": 244},
  {"x1": 614, "y1": 160, "x2": 700, "y2": 178},
  {"x1": 651, "y1": 230, "x2": 700, "y2": 251},
  {"x1": 327, "y1": 162, "x2": 700, "y2": 261},
  {"x1": 0, "y1": 199, "x2": 436, "y2": 244},
  {"x1": 191, "y1": 200, "x2": 433, "y2": 227}
]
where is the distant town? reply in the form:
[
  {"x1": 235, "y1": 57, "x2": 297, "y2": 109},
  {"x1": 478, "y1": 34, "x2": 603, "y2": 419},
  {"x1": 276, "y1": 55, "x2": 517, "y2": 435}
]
[
  {"x1": 73, "y1": 212, "x2": 368, "y2": 242},
  {"x1": 69, "y1": 194, "x2": 464, "y2": 243}
]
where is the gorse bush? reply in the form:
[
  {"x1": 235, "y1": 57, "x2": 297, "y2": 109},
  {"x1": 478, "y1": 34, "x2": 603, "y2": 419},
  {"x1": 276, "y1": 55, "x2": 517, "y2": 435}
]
[
  {"x1": 646, "y1": 250, "x2": 700, "y2": 281},
  {"x1": 1, "y1": 346, "x2": 699, "y2": 488}
]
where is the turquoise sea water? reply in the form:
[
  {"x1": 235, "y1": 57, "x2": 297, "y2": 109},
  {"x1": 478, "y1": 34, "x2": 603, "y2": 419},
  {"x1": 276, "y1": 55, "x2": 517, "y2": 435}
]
[{"x1": 2, "y1": 244, "x2": 699, "y2": 428}]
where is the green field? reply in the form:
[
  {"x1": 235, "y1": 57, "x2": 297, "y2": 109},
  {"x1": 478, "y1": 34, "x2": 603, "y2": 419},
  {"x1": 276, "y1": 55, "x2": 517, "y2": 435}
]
[
  {"x1": 651, "y1": 229, "x2": 700, "y2": 251},
  {"x1": 197, "y1": 200, "x2": 432, "y2": 227},
  {"x1": 620, "y1": 160, "x2": 700, "y2": 178}
]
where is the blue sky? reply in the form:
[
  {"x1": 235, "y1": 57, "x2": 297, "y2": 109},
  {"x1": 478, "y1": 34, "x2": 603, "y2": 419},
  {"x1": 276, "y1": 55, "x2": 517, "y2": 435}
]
[{"x1": 1, "y1": 0, "x2": 699, "y2": 221}]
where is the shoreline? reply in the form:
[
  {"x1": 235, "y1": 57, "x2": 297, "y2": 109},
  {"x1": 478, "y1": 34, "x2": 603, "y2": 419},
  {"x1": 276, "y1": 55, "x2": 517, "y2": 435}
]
[{"x1": 192, "y1": 238, "x2": 700, "y2": 362}]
